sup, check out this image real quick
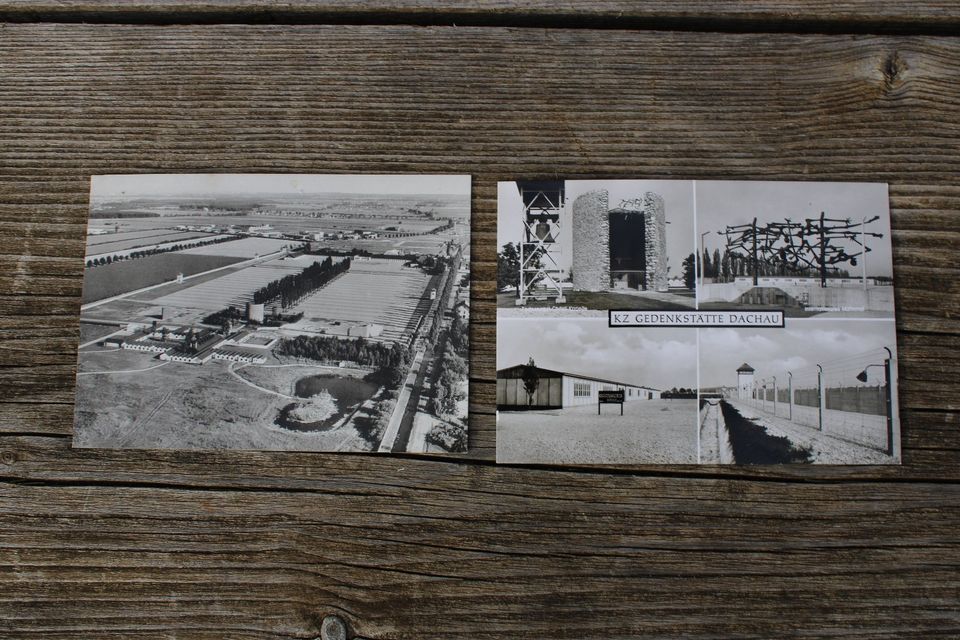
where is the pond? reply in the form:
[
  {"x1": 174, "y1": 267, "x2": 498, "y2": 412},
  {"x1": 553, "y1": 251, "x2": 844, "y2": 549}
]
[
  {"x1": 294, "y1": 374, "x2": 379, "y2": 405},
  {"x1": 277, "y1": 374, "x2": 380, "y2": 432}
]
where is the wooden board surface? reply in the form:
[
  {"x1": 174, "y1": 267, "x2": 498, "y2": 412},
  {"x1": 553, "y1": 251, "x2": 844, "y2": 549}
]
[
  {"x1": 1, "y1": 1, "x2": 960, "y2": 33},
  {"x1": 1, "y1": 20, "x2": 959, "y2": 639}
]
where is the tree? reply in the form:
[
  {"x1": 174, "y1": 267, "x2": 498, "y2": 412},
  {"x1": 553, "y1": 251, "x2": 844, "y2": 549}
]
[
  {"x1": 520, "y1": 357, "x2": 540, "y2": 406},
  {"x1": 681, "y1": 253, "x2": 696, "y2": 290},
  {"x1": 447, "y1": 315, "x2": 468, "y2": 357},
  {"x1": 430, "y1": 384, "x2": 448, "y2": 416},
  {"x1": 497, "y1": 242, "x2": 520, "y2": 293},
  {"x1": 712, "y1": 248, "x2": 721, "y2": 279},
  {"x1": 438, "y1": 369, "x2": 460, "y2": 415}
]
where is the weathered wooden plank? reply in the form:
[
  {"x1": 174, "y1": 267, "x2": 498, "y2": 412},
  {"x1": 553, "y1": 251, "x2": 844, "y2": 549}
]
[
  {"x1": 0, "y1": 0, "x2": 959, "y2": 34},
  {"x1": 0, "y1": 23, "x2": 958, "y2": 638},
  {"x1": 1, "y1": 465, "x2": 959, "y2": 638}
]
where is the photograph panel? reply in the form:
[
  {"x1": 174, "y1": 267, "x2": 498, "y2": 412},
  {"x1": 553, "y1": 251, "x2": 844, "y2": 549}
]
[
  {"x1": 496, "y1": 318, "x2": 698, "y2": 464},
  {"x1": 696, "y1": 180, "x2": 894, "y2": 318},
  {"x1": 497, "y1": 180, "x2": 696, "y2": 316},
  {"x1": 698, "y1": 319, "x2": 899, "y2": 464},
  {"x1": 74, "y1": 173, "x2": 471, "y2": 454}
]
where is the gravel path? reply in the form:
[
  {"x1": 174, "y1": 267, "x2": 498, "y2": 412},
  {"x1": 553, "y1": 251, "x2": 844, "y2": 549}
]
[
  {"x1": 725, "y1": 399, "x2": 895, "y2": 464},
  {"x1": 498, "y1": 399, "x2": 697, "y2": 464}
]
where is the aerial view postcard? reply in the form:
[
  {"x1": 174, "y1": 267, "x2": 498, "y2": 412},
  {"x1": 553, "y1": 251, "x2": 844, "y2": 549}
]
[
  {"x1": 74, "y1": 173, "x2": 470, "y2": 454},
  {"x1": 496, "y1": 179, "x2": 899, "y2": 465}
]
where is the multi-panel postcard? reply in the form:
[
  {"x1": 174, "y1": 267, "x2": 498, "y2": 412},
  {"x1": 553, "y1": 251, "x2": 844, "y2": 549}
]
[
  {"x1": 74, "y1": 174, "x2": 470, "y2": 454},
  {"x1": 497, "y1": 179, "x2": 899, "y2": 465}
]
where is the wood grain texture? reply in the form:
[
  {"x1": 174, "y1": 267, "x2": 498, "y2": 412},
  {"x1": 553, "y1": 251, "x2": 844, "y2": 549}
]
[
  {"x1": 0, "y1": 22, "x2": 958, "y2": 638},
  {"x1": 0, "y1": 1, "x2": 959, "y2": 33}
]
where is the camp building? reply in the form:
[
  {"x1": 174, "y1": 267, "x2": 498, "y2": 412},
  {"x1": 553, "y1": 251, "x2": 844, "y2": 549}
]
[{"x1": 496, "y1": 364, "x2": 660, "y2": 410}]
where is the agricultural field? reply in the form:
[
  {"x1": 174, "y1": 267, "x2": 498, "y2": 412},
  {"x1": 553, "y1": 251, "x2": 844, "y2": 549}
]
[
  {"x1": 320, "y1": 234, "x2": 455, "y2": 255},
  {"x1": 86, "y1": 217, "x2": 176, "y2": 232},
  {"x1": 286, "y1": 259, "x2": 434, "y2": 344},
  {"x1": 86, "y1": 230, "x2": 215, "y2": 255},
  {"x1": 150, "y1": 255, "x2": 326, "y2": 311},
  {"x1": 78, "y1": 322, "x2": 124, "y2": 346},
  {"x1": 178, "y1": 236, "x2": 297, "y2": 258},
  {"x1": 81, "y1": 253, "x2": 245, "y2": 304}
]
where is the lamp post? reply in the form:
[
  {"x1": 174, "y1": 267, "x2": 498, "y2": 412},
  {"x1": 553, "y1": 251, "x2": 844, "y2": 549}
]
[
  {"x1": 816, "y1": 364, "x2": 824, "y2": 431},
  {"x1": 855, "y1": 363, "x2": 884, "y2": 383},
  {"x1": 858, "y1": 347, "x2": 895, "y2": 456}
]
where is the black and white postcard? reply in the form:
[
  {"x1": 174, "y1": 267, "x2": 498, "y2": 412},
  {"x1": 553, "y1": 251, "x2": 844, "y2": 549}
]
[
  {"x1": 74, "y1": 174, "x2": 470, "y2": 454},
  {"x1": 497, "y1": 179, "x2": 900, "y2": 465}
]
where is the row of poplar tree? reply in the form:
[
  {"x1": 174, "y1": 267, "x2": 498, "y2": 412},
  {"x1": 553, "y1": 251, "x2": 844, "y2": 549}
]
[{"x1": 252, "y1": 256, "x2": 351, "y2": 308}]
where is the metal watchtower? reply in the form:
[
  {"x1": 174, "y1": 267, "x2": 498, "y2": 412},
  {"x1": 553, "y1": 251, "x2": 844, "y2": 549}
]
[{"x1": 516, "y1": 181, "x2": 566, "y2": 305}]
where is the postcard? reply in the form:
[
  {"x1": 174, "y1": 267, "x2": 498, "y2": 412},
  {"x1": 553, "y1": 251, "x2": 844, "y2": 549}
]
[
  {"x1": 74, "y1": 173, "x2": 470, "y2": 454},
  {"x1": 496, "y1": 180, "x2": 899, "y2": 464}
]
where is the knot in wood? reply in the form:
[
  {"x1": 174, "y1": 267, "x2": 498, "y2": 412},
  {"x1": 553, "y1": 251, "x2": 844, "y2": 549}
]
[
  {"x1": 882, "y1": 50, "x2": 907, "y2": 91},
  {"x1": 320, "y1": 615, "x2": 348, "y2": 640}
]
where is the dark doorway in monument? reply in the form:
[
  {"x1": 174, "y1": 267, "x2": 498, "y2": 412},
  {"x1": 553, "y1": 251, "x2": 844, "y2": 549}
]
[{"x1": 609, "y1": 209, "x2": 647, "y2": 290}]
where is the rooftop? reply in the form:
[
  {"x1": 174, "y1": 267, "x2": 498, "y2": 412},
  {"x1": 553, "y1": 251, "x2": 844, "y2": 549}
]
[{"x1": 497, "y1": 363, "x2": 659, "y2": 392}]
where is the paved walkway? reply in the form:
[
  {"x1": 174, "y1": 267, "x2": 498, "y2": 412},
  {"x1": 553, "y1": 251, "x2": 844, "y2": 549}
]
[{"x1": 698, "y1": 401, "x2": 733, "y2": 464}]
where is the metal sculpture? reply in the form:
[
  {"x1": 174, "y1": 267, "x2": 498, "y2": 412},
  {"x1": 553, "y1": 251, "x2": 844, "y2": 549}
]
[{"x1": 721, "y1": 213, "x2": 883, "y2": 286}]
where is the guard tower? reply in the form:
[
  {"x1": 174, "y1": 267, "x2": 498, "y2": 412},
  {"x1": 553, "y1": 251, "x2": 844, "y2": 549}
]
[
  {"x1": 736, "y1": 362, "x2": 755, "y2": 401},
  {"x1": 517, "y1": 181, "x2": 566, "y2": 305}
]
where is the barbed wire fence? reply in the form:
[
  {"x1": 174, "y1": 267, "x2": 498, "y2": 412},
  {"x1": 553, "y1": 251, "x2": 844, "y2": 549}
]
[{"x1": 726, "y1": 346, "x2": 896, "y2": 455}]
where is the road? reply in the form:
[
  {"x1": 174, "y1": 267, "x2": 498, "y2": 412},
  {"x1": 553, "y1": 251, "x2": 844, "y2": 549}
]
[
  {"x1": 78, "y1": 327, "x2": 126, "y2": 350},
  {"x1": 406, "y1": 413, "x2": 433, "y2": 453},
  {"x1": 76, "y1": 360, "x2": 170, "y2": 376},
  {"x1": 376, "y1": 348, "x2": 425, "y2": 453},
  {"x1": 227, "y1": 363, "x2": 294, "y2": 400},
  {"x1": 391, "y1": 342, "x2": 433, "y2": 453}
]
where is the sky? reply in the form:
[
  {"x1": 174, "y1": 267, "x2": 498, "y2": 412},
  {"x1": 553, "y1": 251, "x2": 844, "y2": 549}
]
[
  {"x1": 698, "y1": 318, "x2": 897, "y2": 389},
  {"x1": 497, "y1": 318, "x2": 697, "y2": 391},
  {"x1": 696, "y1": 180, "x2": 893, "y2": 278},
  {"x1": 497, "y1": 180, "x2": 696, "y2": 278},
  {"x1": 91, "y1": 174, "x2": 472, "y2": 200}
]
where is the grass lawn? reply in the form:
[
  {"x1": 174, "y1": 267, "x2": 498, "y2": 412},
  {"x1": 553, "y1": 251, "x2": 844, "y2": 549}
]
[{"x1": 82, "y1": 253, "x2": 245, "y2": 303}]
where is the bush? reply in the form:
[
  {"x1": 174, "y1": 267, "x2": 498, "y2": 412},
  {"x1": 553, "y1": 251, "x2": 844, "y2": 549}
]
[{"x1": 426, "y1": 422, "x2": 466, "y2": 452}]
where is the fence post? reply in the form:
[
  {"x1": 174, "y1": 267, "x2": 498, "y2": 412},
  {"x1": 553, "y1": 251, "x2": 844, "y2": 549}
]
[
  {"x1": 816, "y1": 363, "x2": 824, "y2": 432},
  {"x1": 788, "y1": 371, "x2": 793, "y2": 421},
  {"x1": 772, "y1": 376, "x2": 777, "y2": 417},
  {"x1": 884, "y1": 347, "x2": 894, "y2": 457}
]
